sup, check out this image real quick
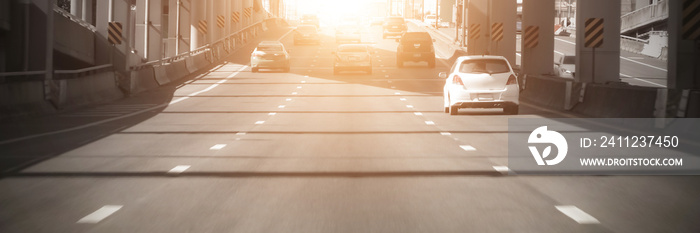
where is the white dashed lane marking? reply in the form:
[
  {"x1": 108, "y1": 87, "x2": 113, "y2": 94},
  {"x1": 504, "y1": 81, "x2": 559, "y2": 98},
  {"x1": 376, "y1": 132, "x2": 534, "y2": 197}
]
[
  {"x1": 459, "y1": 145, "x2": 476, "y2": 151},
  {"x1": 292, "y1": 92, "x2": 298, "y2": 95},
  {"x1": 286, "y1": 98, "x2": 292, "y2": 101},
  {"x1": 406, "y1": 105, "x2": 414, "y2": 108},
  {"x1": 440, "y1": 132, "x2": 451, "y2": 136},
  {"x1": 209, "y1": 144, "x2": 227, "y2": 150},
  {"x1": 168, "y1": 165, "x2": 191, "y2": 174},
  {"x1": 425, "y1": 121, "x2": 435, "y2": 125},
  {"x1": 268, "y1": 112, "x2": 277, "y2": 116},
  {"x1": 278, "y1": 105, "x2": 286, "y2": 108},
  {"x1": 236, "y1": 132, "x2": 247, "y2": 135},
  {"x1": 556, "y1": 205, "x2": 601, "y2": 224},
  {"x1": 255, "y1": 121, "x2": 265, "y2": 125},
  {"x1": 77, "y1": 205, "x2": 123, "y2": 224},
  {"x1": 414, "y1": 112, "x2": 423, "y2": 116},
  {"x1": 492, "y1": 166, "x2": 509, "y2": 173},
  {"x1": 394, "y1": 92, "x2": 401, "y2": 95},
  {"x1": 400, "y1": 98, "x2": 406, "y2": 101}
]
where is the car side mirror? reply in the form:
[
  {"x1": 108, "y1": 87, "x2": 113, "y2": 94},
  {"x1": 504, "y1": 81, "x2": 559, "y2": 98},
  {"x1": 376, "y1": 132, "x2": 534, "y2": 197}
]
[{"x1": 438, "y1": 72, "x2": 447, "y2": 79}]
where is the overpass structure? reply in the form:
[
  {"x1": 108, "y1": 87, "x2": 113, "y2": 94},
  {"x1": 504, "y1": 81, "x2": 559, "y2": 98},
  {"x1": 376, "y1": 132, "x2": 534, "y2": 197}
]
[{"x1": 0, "y1": 0, "x2": 698, "y2": 119}]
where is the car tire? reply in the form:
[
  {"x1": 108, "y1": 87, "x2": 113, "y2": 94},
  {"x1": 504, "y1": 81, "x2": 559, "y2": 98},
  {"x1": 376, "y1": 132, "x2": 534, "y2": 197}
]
[
  {"x1": 428, "y1": 59, "x2": 436, "y2": 68},
  {"x1": 504, "y1": 105, "x2": 519, "y2": 115},
  {"x1": 449, "y1": 106, "x2": 459, "y2": 115},
  {"x1": 251, "y1": 67, "x2": 258, "y2": 73},
  {"x1": 444, "y1": 107, "x2": 449, "y2": 113}
]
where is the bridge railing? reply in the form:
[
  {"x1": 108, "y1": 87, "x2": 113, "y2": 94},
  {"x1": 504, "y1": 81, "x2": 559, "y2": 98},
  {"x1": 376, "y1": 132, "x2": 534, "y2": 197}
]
[{"x1": 621, "y1": 0, "x2": 668, "y2": 34}]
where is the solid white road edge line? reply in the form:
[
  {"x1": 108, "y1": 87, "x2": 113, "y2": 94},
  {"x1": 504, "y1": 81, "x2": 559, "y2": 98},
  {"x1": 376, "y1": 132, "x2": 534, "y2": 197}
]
[
  {"x1": 555, "y1": 205, "x2": 601, "y2": 224},
  {"x1": 0, "y1": 65, "x2": 248, "y2": 145},
  {"x1": 76, "y1": 205, "x2": 123, "y2": 224}
]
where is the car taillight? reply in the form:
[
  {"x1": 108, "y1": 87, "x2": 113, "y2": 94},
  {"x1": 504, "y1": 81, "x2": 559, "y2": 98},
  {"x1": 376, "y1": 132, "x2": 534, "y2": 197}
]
[
  {"x1": 452, "y1": 75, "x2": 464, "y2": 85},
  {"x1": 506, "y1": 74, "x2": 517, "y2": 85}
]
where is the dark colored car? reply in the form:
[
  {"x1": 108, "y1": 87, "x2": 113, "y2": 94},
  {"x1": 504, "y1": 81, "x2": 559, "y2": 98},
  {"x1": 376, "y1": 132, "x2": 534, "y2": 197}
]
[
  {"x1": 396, "y1": 32, "x2": 436, "y2": 68},
  {"x1": 382, "y1": 16, "x2": 407, "y2": 39},
  {"x1": 294, "y1": 25, "x2": 321, "y2": 45}
]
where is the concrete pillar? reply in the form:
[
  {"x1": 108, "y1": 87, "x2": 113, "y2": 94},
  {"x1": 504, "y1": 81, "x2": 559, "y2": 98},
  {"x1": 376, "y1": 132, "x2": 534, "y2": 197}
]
[
  {"x1": 178, "y1": 0, "x2": 191, "y2": 53},
  {"x1": 190, "y1": 0, "x2": 205, "y2": 50},
  {"x1": 207, "y1": 0, "x2": 214, "y2": 45},
  {"x1": 165, "y1": 0, "x2": 178, "y2": 56},
  {"x1": 667, "y1": 0, "x2": 700, "y2": 90},
  {"x1": 488, "y1": 0, "x2": 517, "y2": 66},
  {"x1": 134, "y1": 0, "x2": 147, "y2": 59},
  {"x1": 521, "y1": 0, "x2": 554, "y2": 76},
  {"x1": 147, "y1": 0, "x2": 162, "y2": 61},
  {"x1": 575, "y1": 0, "x2": 621, "y2": 84},
  {"x1": 466, "y1": 0, "x2": 488, "y2": 55},
  {"x1": 70, "y1": 0, "x2": 83, "y2": 19}
]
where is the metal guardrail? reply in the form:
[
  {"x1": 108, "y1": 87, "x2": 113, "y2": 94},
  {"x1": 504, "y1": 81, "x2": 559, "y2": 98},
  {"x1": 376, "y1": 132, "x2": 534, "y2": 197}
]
[
  {"x1": 53, "y1": 5, "x2": 97, "y2": 32},
  {"x1": 133, "y1": 19, "x2": 267, "y2": 70}
]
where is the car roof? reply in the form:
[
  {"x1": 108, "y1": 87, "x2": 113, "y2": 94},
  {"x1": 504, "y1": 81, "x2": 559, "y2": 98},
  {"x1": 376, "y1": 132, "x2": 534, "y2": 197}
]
[
  {"x1": 457, "y1": 55, "x2": 508, "y2": 61},
  {"x1": 337, "y1": 44, "x2": 368, "y2": 50},
  {"x1": 258, "y1": 41, "x2": 283, "y2": 45}
]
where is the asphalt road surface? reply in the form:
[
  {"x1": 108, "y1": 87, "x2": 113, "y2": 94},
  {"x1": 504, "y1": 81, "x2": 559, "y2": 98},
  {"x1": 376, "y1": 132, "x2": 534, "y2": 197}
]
[{"x1": 1, "y1": 24, "x2": 698, "y2": 233}]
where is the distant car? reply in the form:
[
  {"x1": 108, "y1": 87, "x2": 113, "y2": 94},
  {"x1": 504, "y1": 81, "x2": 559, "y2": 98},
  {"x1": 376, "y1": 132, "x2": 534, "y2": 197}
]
[
  {"x1": 382, "y1": 16, "x2": 407, "y2": 39},
  {"x1": 441, "y1": 56, "x2": 520, "y2": 115},
  {"x1": 250, "y1": 41, "x2": 290, "y2": 73},
  {"x1": 371, "y1": 17, "x2": 384, "y2": 26},
  {"x1": 335, "y1": 25, "x2": 361, "y2": 43},
  {"x1": 294, "y1": 25, "x2": 321, "y2": 45},
  {"x1": 301, "y1": 14, "x2": 320, "y2": 28},
  {"x1": 332, "y1": 44, "x2": 374, "y2": 75},
  {"x1": 424, "y1": 15, "x2": 438, "y2": 27},
  {"x1": 396, "y1": 32, "x2": 436, "y2": 68},
  {"x1": 554, "y1": 55, "x2": 575, "y2": 79}
]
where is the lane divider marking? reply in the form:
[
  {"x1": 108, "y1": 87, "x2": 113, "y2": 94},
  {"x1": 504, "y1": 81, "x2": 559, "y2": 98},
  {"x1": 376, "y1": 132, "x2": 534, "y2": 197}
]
[
  {"x1": 492, "y1": 166, "x2": 509, "y2": 173},
  {"x1": 555, "y1": 205, "x2": 601, "y2": 224},
  {"x1": 209, "y1": 144, "x2": 227, "y2": 150},
  {"x1": 268, "y1": 112, "x2": 277, "y2": 116},
  {"x1": 406, "y1": 105, "x2": 414, "y2": 108},
  {"x1": 425, "y1": 121, "x2": 435, "y2": 125},
  {"x1": 255, "y1": 121, "x2": 265, "y2": 125},
  {"x1": 278, "y1": 105, "x2": 285, "y2": 108},
  {"x1": 459, "y1": 145, "x2": 476, "y2": 151},
  {"x1": 77, "y1": 205, "x2": 123, "y2": 224},
  {"x1": 440, "y1": 132, "x2": 451, "y2": 136},
  {"x1": 414, "y1": 112, "x2": 423, "y2": 116},
  {"x1": 168, "y1": 165, "x2": 191, "y2": 174}
]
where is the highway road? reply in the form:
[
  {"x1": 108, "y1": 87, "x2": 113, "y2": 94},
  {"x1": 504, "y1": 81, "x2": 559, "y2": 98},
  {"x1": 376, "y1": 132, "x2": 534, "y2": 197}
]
[
  {"x1": 434, "y1": 25, "x2": 668, "y2": 88},
  {"x1": 1, "y1": 24, "x2": 698, "y2": 233}
]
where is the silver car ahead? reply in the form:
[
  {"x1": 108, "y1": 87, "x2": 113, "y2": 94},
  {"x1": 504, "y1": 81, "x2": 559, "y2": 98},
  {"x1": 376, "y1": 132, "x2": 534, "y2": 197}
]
[
  {"x1": 332, "y1": 44, "x2": 374, "y2": 75},
  {"x1": 251, "y1": 41, "x2": 290, "y2": 73},
  {"x1": 441, "y1": 55, "x2": 520, "y2": 115}
]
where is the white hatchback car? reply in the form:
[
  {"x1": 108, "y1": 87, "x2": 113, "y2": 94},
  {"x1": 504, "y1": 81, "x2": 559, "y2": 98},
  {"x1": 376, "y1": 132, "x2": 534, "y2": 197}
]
[{"x1": 441, "y1": 55, "x2": 520, "y2": 115}]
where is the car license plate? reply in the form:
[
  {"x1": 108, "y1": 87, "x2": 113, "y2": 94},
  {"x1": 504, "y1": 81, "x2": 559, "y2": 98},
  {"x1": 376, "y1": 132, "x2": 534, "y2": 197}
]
[
  {"x1": 413, "y1": 53, "x2": 421, "y2": 57},
  {"x1": 477, "y1": 94, "x2": 494, "y2": 100},
  {"x1": 413, "y1": 43, "x2": 421, "y2": 48}
]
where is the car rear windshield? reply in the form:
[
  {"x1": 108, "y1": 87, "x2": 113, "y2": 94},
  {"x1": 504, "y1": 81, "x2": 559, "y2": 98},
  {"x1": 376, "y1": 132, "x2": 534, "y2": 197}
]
[
  {"x1": 257, "y1": 45, "x2": 283, "y2": 51},
  {"x1": 297, "y1": 26, "x2": 317, "y2": 33},
  {"x1": 386, "y1": 18, "x2": 405, "y2": 24},
  {"x1": 563, "y1": 56, "x2": 575, "y2": 64},
  {"x1": 338, "y1": 46, "x2": 367, "y2": 52},
  {"x1": 459, "y1": 59, "x2": 510, "y2": 74},
  {"x1": 402, "y1": 33, "x2": 431, "y2": 41}
]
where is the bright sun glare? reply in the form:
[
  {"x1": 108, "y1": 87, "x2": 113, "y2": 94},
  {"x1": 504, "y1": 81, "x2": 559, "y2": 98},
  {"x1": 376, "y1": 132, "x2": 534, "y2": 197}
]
[{"x1": 292, "y1": 0, "x2": 374, "y2": 26}]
